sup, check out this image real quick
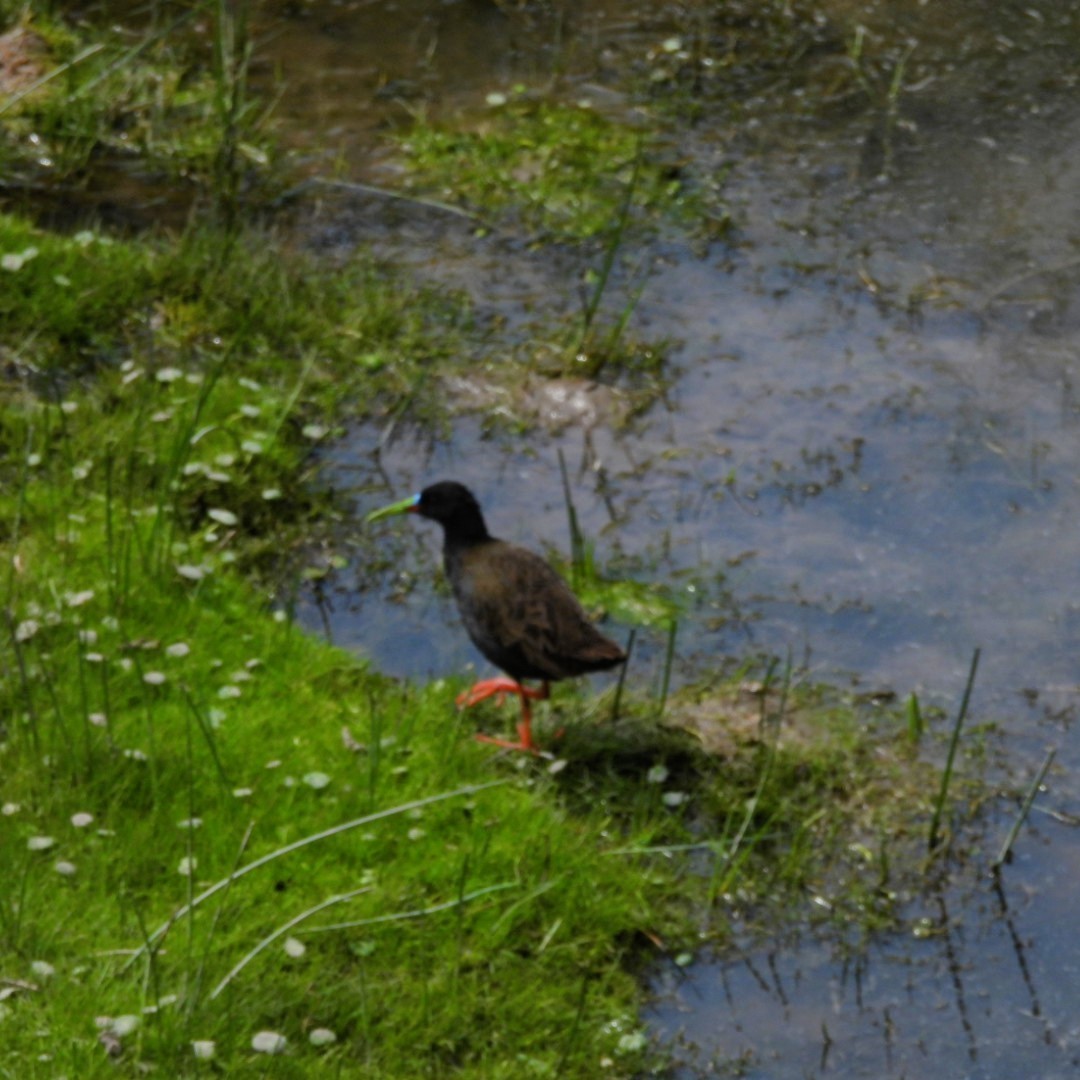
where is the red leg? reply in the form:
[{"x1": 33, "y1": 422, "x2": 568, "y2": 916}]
[{"x1": 459, "y1": 679, "x2": 550, "y2": 754}]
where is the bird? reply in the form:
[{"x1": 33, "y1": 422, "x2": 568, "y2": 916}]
[{"x1": 366, "y1": 480, "x2": 626, "y2": 753}]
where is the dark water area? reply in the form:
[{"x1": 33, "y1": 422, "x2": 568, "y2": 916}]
[{"x1": 153, "y1": 0, "x2": 1080, "y2": 1074}]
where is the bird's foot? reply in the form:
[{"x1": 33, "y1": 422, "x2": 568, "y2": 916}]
[
  {"x1": 456, "y1": 677, "x2": 547, "y2": 711},
  {"x1": 473, "y1": 732, "x2": 542, "y2": 755}
]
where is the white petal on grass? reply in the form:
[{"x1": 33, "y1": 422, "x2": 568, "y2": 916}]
[
  {"x1": 302, "y1": 423, "x2": 329, "y2": 440},
  {"x1": 309, "y1": 1028, "x2": 337, "y2": 1047},
  {"x1": 71, "y1": 812, "x2": 94, "y2": 828},
  {"x1": 27, "y1": 836, "x2": 55, "y2": 851},
  {"x1": 88, "y1": 713, "x2": 108, "y2": 727},
  {"x1": 65, "y1": 589, "x2": 95, "y2": 607},
  {"x1": 407, "y1": 827, "x2": 426, "y2": 841},
  {"x1": 283, "y1": 937, "x2": 306, "y2": 958},
  {"x1": 232, "y1": 787, "x2": 253, "y2": 799},
  {"x1": 143, "y1": 671, "x2": 167, "y2": 685},
  {"x1": 207, "y1": 508, "x2": 238, "y2": 527},
  {"x1": 251, "y1": 1031, "x2": 287, "y2": 1054},
  {"x1": 239, "y1": 403, "x2": 261, "y2": 418},
  {"x1": 218, "y1": 685, "x2": 242, "y2": 699},
  {"x1": 486, "y1": 91, "x2": 507, "y2": 106},
  {"x1": 15, "y1": 619, "x2": 40, "y2": 642},
  {"x1": 661, "y1": 791, "x2": 689, "y2": 808},
  {"x1": 2, "y1": 802, "x2": 20, "y2": 816},
  {"x1": 262, "y1": 487, "x2": 282, "y2": 501},
  {"x1": 175, "y1": 563, "x2": 209, "y2": 581},
  {"x1": 178, "y1": 856, "x2": 197, "y2": 877},
  {"x1": 192, "y1": 1040, "x2": 216, "y2": 1060},
  {"x1": 84, "y1": 652, "x2": 105, "y2": 663},
  {"x1": 107, "y1": 1014, "x2": 140, "y2": 1037},
  {"x1": 30, "y1": 960, "x2": 55, "y2": 979},
  {"x1": 646, "y1": 764, "x2": 670, "y2": 784},
  {"x1": 55, "y1": 860, "x2": 77, "y2": 876},
  {"x1": 155, "y1": 367, "x2": 184, "y2": 383},
  {"x1": 241, "y1": 439, "x2": 264, "y2": 455},
  {"x1": 166, "y1": 642, "x2": 190, "y2": 658},
  {"x1": 208, "y1": 708, "x2": 226, "y2": 729},
  {"x1": 303, "y1": 772, "x2": 331, "y2": 790}
]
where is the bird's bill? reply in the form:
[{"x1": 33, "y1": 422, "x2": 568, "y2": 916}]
[{"x1": 364, "y1": 493, "x2": 420, "y2": 524}]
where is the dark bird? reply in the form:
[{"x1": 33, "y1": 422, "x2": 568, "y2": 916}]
[{"x1": 366, "y1": 481, "x2": 626, "y2": 752}]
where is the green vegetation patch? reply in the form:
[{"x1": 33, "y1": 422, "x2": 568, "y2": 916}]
[
  {"x1": 397, "y1": 94, "x2": 708, "y2": 242},
  {"x1": 0, "y1": 3, "x2": 273, "y2": 194}
]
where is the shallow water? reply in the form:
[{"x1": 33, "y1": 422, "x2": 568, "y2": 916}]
[{"x1": 255, "y1": 1, "x2": 1080, "y2": 1074}]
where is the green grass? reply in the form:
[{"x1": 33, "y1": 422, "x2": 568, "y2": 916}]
[
  {"x1": 0, "y1": 3, "x2": 275, "y2": 195},
  {"x1": 397, "y1": 94, "x2": 714, "y2": 243}
]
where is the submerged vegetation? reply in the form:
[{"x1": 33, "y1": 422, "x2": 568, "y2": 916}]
[{"x1": 0, "y1": 2, "x2": 1002, "y2": 1077}]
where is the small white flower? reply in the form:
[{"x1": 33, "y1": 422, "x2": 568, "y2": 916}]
[
  {"x1": 27, "y1": 836, "x2": 55, "y2": 851},
  {"x1": 15, "y1": 620, "x2": 40, "y2": 642},
  {"x1": 283, "y1": 937, "x2": 305, "y2": 958},
  {"x1": 207, "y1": 508, "x2": 238, "y2": 526},
  {"x1": 176, "y1": 564, "x2": 208, "y2": 581},
  {"x1": 2, "y1": 802, "x2": 20, "y2": 816},
  {"x1": 71, "y1": 812, "x2": 94, "y2": 828},
  {"x1": 218, "y1": 685, "x2": 242, "y2": 699},
  {"x1": 486, "y1": 91, "x2": 508, "y2": 106},
  {"x1": 208, "y1": 708, "x2": 226, "y2": 729},
  {"x1": 55, "y1": 860, "x2": 77, "y2": 876},
  {"x1": 309, "y1": 1028, "x2": 337, "y2": 1046},
  {"x1": 303, "y1": 772, "x2": 331, "y2": 790},
  {"x1": 177, "y1": 856, "x2": 197, "y2": 877},
  {"x1": 232, "y1": 787, "x2": 253, "y2": 799},
  {"x1": 84, "y1": 652, "x2": 105, "y2": 663},
  {"x1": 241, "y1": 439, "x2": 264, "y2": 455},
  {"x1": 192, "y1": 1040, "x2": 216, "y2": 1060},
  {"x1": 65, "y1": 590, "x2": 95, "y2": 608},
  {"x1": 155, "y1": 367, "x2": 184, "y2": 383},
  {"x1": 78, "y1": 629, "x2": 98, "y2": 645},
  {"x1": 108, "y1": 1015, "x2": 140, "y2": 1037},
  {"x1": 30, "y1": 960, "x2": 55, "y2": 979},
  {"x1": 251, "y1": 1030, "x2": 287, "y2": 1054},
  {"x1": 661, "y1": 791, "x2": 688, "y2": 808},
  {"x1": 239, "y1": 404, "x2": 261, "y2": 418},
  {"x1": 166, "y1": 642, "x2": 190, "y2": 658},
  {"x1": 89, "y1": 712, "x2": 108, "y2": 727},
  {"x1": 143, "y1": 671, "x2": 167, "y2": 685},
  {"x1": 646, "y1": 764, "x2": 669, "y2": 784},
  {"x1": 407, "y1": 827, "x2": 426, "y2": 841},
  {"x1": 262, "y1": 488, "x2": 282, "y2": 501},
  {"x1": 301, "y1": 423, "x2": 328, "y2": 440},
  {"x1": 177, "y1": 818, "x2": 203, "y2": 830}
]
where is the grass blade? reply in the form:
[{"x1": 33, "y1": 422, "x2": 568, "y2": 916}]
[
  {"x1": 928, "y1": 647, "x2": 980, "y2": 853},
  {"x1": 992, "y1": 747, "x2": 1056, "y2": 873}
]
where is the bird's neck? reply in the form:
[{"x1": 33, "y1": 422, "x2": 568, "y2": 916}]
[{"x1": 441, "y1": 517, "x2": 492, "y2": 551}]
